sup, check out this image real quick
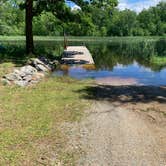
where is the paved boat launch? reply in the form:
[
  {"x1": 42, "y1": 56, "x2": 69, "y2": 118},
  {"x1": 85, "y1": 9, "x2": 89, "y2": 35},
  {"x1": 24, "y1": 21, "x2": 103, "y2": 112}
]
[{"x1": 61, "y1": 46, "x2": 94, "y2": 64}]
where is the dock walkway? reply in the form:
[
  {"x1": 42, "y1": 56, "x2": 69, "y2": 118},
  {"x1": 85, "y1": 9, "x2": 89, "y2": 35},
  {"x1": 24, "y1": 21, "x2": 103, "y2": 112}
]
[{"x1": 61, "y1": 46, "x2": 94, "y2": 64}]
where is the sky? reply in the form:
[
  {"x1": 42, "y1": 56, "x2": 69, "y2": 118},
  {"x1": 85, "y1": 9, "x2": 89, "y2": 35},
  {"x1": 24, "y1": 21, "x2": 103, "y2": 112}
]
[
  {"x1": 118, "y1": 0, "x2": 165, "y2": 13},
  {"x1": 66, "y1": 0, "x2": 165, "y2": 13},
  {"x1": 66, "y1": 0, "x2": 81, "y2": 10}
]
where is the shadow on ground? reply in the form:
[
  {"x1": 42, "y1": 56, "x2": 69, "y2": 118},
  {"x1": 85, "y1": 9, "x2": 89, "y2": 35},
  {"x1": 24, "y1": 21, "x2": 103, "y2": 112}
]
[
  {"x1": 0, "y1": 44, "x2": 28, "y2": 66},
  {"x1": 0, "y1": 43, "x2": 61, "y2": 66},
  {"x1": 77, "y1": 85, "x2": 166, "y2": 104}
]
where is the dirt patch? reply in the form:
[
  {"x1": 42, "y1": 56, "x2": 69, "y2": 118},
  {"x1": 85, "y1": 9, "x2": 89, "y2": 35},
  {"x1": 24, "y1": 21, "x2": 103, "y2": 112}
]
[
  {"x1": 67, "y1": 101, "x2": 166, "y2": 166},
  {"x1": 67, "y1": 84, "x2": 166, "y2": 165},
  {"x1": 96, "y1": 76, "x2": 139, "y2": 86}
]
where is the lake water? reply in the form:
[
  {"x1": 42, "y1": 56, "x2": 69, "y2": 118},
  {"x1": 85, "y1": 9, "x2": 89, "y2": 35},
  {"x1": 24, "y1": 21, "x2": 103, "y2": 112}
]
[{"x1": 53, "y1": 38, "x2": 166, "y2": 86}]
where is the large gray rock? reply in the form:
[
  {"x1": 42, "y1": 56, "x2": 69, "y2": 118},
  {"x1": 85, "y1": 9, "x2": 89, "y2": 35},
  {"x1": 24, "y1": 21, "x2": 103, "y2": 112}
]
[
  {"x1": 28, "y1": 58, "x2": 52, "y2": 71},
  {"x1": 2, "y1": 56, "x2": 58, "y2": 87},
  {"x1": 22, "y1": 75, "x2": 32, "y2": 82},
  {"x1": 2, "y1": 66, "x2": 37, "y2": 86},
  {"x1": 1, "y1": 78, "x2": 11, "y2": 85},
  {"x1": 3, "y1": 73, "x2": 22, "y2": 81},
  {"x1": 50, "y1": 60, "x2": 60, "y2": 68},
  {"x1": 20, "y1": 65, "x2": 37, "y2": 75},
  {"x1": 13, "y1": 69, "x2": 26, "y2": 77},
  {"x1": 14, "y1": 80, "x2": 29, "y2": 87},
  {"x1": 35, "y1": 64, "x2": 49, "y2": 72},
  {"x1": 32, "y1": 72, "x2": 45, "y2": 80}
]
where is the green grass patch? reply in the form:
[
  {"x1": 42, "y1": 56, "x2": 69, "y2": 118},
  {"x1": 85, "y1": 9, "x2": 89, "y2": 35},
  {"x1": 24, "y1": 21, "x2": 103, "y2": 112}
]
[
  {"x1": 0, "y1": 36, "x2": 165, "y2": 42},
  {"x1": 150, "y1": 56, "x2": 166, "y2": 67},
  {"x1": 0, "y1": 62, "x2": 15, "y2": 77},
  {"x1": 0, "y1": 63, "x2": 91, "y2": 165}
]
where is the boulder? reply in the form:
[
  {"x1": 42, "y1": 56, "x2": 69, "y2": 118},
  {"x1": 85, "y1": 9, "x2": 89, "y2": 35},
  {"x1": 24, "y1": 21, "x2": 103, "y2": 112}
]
[
  {"x1": 39, "y1": 56, "x2": 50, "y2": 64},
  {"x1": 3, "y1": 73, "x2": 22, "y2": 81},
  {"x1": 35, "y1": 64, "x2": 49, "y2": 72},
  {"x1": 22, "y1": 75, "x2": 32, "y2": 82},
  {"x1": 32, "y1": 72, "x2": 45, "y2": 81},
  {"x1": 50, "y1": 60, "x2": 60, "y2": 68},
  {"x1": 13, "y1": 69, "x2": 26, "y2": 78},
  {"x1": 1, "y1": 78, "x2": 11, "y2": 85},
  {"x1": 2, "y1": 56, "x2": 58, "y2": 87},
  {"x1": 20, "y1": 65, "x2": 37, "y2": 75},
  {"x1": 14, "y1": 80, "x2": 29, "y2": 87},
  {"x1": 28, "y1": 58, "x2": 52, "y2": 71},
  {"x1": 53, "y1": 60, "x2": 60, "y2": 65}
]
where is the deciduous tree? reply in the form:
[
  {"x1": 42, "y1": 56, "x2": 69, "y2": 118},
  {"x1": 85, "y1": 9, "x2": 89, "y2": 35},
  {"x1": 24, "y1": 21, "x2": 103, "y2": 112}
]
[{"x1": 22, "y1": 0, "x2": 118, "y2": 54}]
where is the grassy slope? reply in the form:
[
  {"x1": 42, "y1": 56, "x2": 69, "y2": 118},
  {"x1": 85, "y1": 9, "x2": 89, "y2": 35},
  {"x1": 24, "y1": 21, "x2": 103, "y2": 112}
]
[{"x1": 0, "y1": 63, "x2": 91, "y2": 165}]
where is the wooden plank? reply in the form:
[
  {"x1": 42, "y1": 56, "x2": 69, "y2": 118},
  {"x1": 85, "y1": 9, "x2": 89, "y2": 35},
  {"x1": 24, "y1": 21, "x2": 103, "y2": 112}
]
[{"x1": 61, "y1": 46, "x2": 94, "y2": 64}]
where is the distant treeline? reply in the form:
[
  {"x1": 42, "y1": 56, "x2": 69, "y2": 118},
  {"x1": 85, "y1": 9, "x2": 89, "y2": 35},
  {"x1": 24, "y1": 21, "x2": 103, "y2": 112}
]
[{"x1": 0, "y1": 1, "x2": 165, "y2": 36}]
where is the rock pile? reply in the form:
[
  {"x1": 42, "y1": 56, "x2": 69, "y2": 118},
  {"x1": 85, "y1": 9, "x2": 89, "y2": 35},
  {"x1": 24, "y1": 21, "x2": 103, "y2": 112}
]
[{"x1": 2, "y1": 57, "x2": 58, "y2": 87}]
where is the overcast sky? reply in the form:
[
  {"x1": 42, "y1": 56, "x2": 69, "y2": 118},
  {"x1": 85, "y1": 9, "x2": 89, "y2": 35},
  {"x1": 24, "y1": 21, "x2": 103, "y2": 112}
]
[{"x1": 118, "y1": 0, "x2": 165, "y2": 13}]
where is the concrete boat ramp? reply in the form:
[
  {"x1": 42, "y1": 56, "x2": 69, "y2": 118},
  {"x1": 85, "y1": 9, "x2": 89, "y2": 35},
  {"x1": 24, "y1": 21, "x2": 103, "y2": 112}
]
[{"x1": 61, "y1": 46, "x2": 94, "y2": 65}]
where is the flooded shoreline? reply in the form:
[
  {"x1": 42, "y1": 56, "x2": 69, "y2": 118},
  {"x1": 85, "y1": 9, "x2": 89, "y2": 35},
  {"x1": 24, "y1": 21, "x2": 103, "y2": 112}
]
[{"x1": 53, "y1": 62, "x2": 166, "y2": 86}]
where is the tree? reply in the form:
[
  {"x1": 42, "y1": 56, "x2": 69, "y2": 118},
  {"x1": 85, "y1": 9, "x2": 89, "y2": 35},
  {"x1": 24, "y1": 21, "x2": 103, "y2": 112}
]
[
  {"x1": 137, "y1": 2, "x2": 166, "y2": 36},
  {"x1": 25, "y1": 0, "x2": 33, "y2": 54},
  {"x1": 108, "y1": 9, "x2": 137, "y2": 36},
  {"x1": 21, "y1": 0, "x2": 118, "y2": 54},
  {"x1": 0, "y1": 0, "x2": 165, "y2": 40},
  {"x1": 0, "y1": 0, "x2": 24, "y2": 35}
]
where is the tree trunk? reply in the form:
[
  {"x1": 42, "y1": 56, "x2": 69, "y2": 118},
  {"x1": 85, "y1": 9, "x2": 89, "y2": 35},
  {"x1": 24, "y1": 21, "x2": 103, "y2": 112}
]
[{"x1": 26, "y1": 0, "x2": 34, "y2": 54}]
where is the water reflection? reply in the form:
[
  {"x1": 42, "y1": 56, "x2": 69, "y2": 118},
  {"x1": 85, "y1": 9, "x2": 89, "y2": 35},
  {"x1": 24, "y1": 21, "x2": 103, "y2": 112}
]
[
  {"x1": 55, "y1": 62, "x2": 166, "y2": 85},
  {"x1": 54, "y1": 38, "x2": 166, "y2": 86},
  {"x1": 87, "y1": 39, "x2": 166, "y2": 71}
]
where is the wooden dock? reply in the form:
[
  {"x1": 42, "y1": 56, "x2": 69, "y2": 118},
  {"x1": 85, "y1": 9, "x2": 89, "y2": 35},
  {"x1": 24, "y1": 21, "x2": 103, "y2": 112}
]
[{"x1": 61, "y1": 46, "x2": 94, "y2": 65}]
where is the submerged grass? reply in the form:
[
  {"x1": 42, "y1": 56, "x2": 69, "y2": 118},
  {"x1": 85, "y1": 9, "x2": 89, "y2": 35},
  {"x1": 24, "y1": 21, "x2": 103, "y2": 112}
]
[
  {"x1": 0, "y1": 63, "x2": 91, "y2": 165},
  {"x1": 150, "y1": 56, "x2": 166, "y2": 67}
]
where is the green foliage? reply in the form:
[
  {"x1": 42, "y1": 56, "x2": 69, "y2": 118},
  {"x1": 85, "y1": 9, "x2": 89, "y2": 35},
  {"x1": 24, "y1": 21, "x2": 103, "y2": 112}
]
[
  {"x1": 33, "y1": 12, "x2": 63, "y2": 36},
  {"x1": 137, "y1": 2, "x2": 166, "y2": 36},
  {"x1": 150, "y1": 56, "x2": 166, "y2": 67},
  {"x1": 0, "y1": 1, "x2": 165, "y2": 36},
  {"x1": 0, "y1": 0, "x2": 25, "y2": 35},
  {"x1": 108, "y1": 2, "x2": 166, "y2": 36},
  {"x1": 108, "y1": 9, "x2": 137, "y2": 36}
]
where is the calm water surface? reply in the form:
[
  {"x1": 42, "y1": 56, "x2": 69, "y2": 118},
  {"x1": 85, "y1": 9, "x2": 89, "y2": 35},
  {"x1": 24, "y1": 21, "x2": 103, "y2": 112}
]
[{"x1": 53, "y1": 39, "x2": 166, "y2": 86}]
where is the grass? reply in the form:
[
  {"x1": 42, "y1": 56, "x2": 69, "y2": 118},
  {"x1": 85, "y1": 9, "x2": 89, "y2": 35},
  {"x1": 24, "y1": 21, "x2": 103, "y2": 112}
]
[
  {"x1": 0, "y1": 36, "x2": 165, "y2": 43},
  {"x1": 0, "y1": 63, "x2": 15, "y2": 77},
  {"x1": 0, "y1": 63, "x2": 91, "y2": 165},
  {"x1": 150, "y1": 56, "x2": 166, "y2": 67}
]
